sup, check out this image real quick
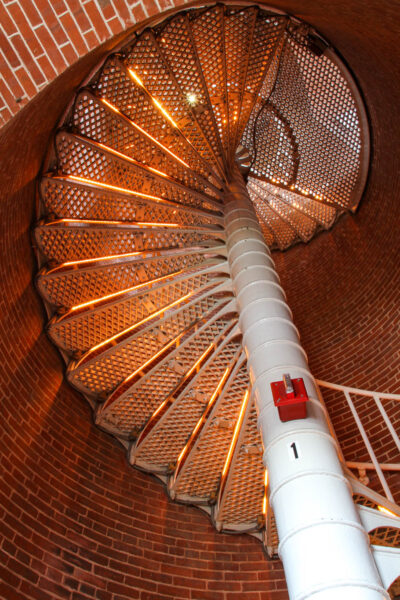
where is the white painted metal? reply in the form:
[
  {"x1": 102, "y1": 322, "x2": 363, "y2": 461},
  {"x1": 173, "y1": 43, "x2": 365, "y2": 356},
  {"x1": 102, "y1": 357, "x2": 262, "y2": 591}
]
[
  {"x1": 225, "y1": 170, "x2": 389, "y2": 600},
  {"x1": 346, "y1": 461, "x2": 400, "y2": 472},
  {"x1": 372, "y1": 546, "x2": 400, "y2": 590},
  {"x1": 344, "y1": 390, "x2": 394, "y2": 502},
  {"x1": 358, "y1": 505, "x2": 400, "y2": 532},
  {"x1": 373, "y1": 394, "x2": 400, "y2": 453},
  {"x1": 316, "y1": 379, "x2": 400, "y2": 501}
]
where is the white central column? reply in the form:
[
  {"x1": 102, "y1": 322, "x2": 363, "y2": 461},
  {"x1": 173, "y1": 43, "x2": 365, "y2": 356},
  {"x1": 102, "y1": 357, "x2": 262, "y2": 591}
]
[{"x1": 224, "y1": 171, "x2": 388, "y2": 600}]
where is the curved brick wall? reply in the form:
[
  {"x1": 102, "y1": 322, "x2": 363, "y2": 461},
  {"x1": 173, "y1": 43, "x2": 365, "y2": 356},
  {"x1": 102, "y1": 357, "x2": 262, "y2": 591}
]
[{"x1": 0, "y1": 0, "x2": 399, "y2": 598}]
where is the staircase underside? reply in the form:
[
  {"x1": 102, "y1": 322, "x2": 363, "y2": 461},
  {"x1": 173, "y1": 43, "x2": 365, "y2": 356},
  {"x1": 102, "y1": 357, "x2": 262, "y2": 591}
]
[{"x1": 33, "y1": 3, "x2": 399, "y2": 589}]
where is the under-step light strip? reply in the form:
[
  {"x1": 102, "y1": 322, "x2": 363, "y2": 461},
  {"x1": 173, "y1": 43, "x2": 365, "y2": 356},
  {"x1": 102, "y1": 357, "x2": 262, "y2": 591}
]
[
  {"x1": 121, "y1": 332, "x2": 183, "y2": 386},
  {"x1": 51, "y1": 251, "x2": 142, "y2": 269},
  {"x1": 378, "y1": 505, "x2": 400, "y2": 518},
  {"x1": 68, "y1": 270, "x2": 184, "y2": 312},
  {"x1": 54, "y1": 218, "x2": 180, "y2": 228},
  {"x1": 63, "y1": 175, "x2": 181, "y2": 204},
  {"x1": 221, "y1": 389, "x2": 250, "y2": 478},
  {"x1": 262, "y1": 469, "x2": 269, "y2": 515},
  {"x1": 101, "y1": 98, "x2": 190, "y2": 168},
  {"x1": 128, "y1": 69, "x2": 179, "y2": 129}
]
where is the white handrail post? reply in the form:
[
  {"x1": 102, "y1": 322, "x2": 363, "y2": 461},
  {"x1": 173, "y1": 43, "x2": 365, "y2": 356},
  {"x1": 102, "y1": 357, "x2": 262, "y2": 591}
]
[
  {"x1": 373, "y1": 394, "x2": 400, "y2": 454},
  {"x1": 344, "y1": 390, "x2": 394, "y2": 502}
]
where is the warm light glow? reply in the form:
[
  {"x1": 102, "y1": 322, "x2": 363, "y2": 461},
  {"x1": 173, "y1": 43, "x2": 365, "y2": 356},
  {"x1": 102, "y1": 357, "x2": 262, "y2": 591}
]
[
  {"x1": 59, "y1": 251, "x2": 141, "y2": 268},
  {"x1": 101, "y1": 98, "x2": 121, "y2": 113},
  {"x1": 69, "y1": 270, "x2": 184, "y2": 312},
  {"x1": 152, "y1": 98, "x2": 179, "y2": 128},
  {"x1": 136, "y1": 222, "x2": 179, "y2": 228},
  {"x1": 58, "y1": 217, "x2": 180, "y2": 229},
  {"x1": 377, "y1": 505, "x2": 399, "y2": 518},
  {"x1": 186, "y1": 92, "x2": 198, "y2": 106},
  {"x1": 66, "y1": 175, "x2": 169, "y2": 203},
  {"x1": 59, "y1": 218, "x2": 127, "y2": 226},
  {"x1": 262, "y1": 494, "x2": 267, "y2": 515},
  {"x1": 222, "y1": 389, "x2": 250, "y2": 477},
  {"x1": 177, "y1": 366, "x2": 231, "y2": 464},
  {"x1": 148, "y1": 165, "x2": 169, "y2": 178},
  {"x1": 185, "y1": 343, "x2": 215, "y2": 381},
  {"x1": 128, "y1": 63, "x2": 181, "y2": 127},
  {"x1": 85, "y1": 291, "x2": 193, "y2": 355},
  {"x1": 262, "y1": 469, "x2": 269, "y2": 515},
  {"x1": 128, "y1": 68, "x2": 144, "y2": 87},
  {"x1": 150, "y1": 398, "x2": 169, "y2": 419}
]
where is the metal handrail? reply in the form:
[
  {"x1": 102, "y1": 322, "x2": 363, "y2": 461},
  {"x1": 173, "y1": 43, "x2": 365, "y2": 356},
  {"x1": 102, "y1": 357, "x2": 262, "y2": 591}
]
[{"x1": 316, "y1": 379, "x2": 400, "y2": 502}]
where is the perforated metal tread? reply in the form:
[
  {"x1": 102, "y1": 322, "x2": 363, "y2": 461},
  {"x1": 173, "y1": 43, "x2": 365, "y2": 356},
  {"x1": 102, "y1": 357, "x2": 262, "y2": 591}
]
[{"x1": 34, "y1": 2, "x2": 372, "y2": 554}]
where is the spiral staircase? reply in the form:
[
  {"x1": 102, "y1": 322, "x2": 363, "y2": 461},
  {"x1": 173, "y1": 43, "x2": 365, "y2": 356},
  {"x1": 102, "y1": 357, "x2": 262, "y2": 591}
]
[{"x1": 33, "y1": 3, "x2": 400, "y2": 597}]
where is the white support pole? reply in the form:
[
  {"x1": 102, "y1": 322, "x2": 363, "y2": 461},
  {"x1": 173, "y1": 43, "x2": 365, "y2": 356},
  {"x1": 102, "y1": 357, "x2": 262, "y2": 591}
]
[{"x1": 224, "y1": 171, "x2": 388, "y2": 600}]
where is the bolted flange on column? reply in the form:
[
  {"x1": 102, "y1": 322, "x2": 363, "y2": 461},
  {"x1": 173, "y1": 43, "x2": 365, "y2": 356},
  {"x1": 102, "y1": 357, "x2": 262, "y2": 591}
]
[{"x1": 224, "y1": 171, "x2": 388, "y2": 600}]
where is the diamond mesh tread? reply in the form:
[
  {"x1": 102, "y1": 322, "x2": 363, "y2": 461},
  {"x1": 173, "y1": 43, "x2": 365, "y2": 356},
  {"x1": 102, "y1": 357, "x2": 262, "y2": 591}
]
[
  {"x1": 248, "y1": 178, "x2": 337, "y2": 230},
  {"x1": 95, "y1": 57, "x2": 219, "y2": 185},
  {"x1": 216, "y1": 398, "x2": 265, "y2": 527},
  {"x1": 244, "y1": 31, "x2": 364, "y2": 211},
  {"x1": 55, "y1": 132, "x2": 220, "y2": 211},
  {"x1": 41, "y1": 176, "x2": 223, "y2": 226},
  {"x1": 49, "y1": 270, "x2": 228, "y2": 352},
  {"x1": 33, "y1": 4, "x2": 371, "y2": 552},
  {"x1": 72, "y1": 90, "x2": 219, "y2": 198},
  {"x1": 156, "y1": 13, "x2": 225, "y2": 170},
  {"x1": 190, "y1": 5, "x2": 228, "y2": 157},
  {"x1": 248, "y1": 183, "x2": 297, "y2": 250},
  {"x1": 248, "y1": 178, "x2": 316, "y2": 242},
  {"x1": 234, "y1": 12, "x2": 287, "y2": 151},
  {"x1": 35, "y1": 219, "x2": 223, "y2": 264},
  {"x1": 171, "y1": 357, "x2": 248, "y2": 501},
  {"x1": 101, "y1": 317, "x2": 237, "y2": 436},
  {"x1": 37, "y1": 248, "x2": 226, "y2": 308},
  {"x1": 132, "y1": 332, "x2": 242, "y2": 470},
  {"x1": 224, "y1": 7, "x2": 257, "y2": 158},
  {"x1": 67, "y1": 290, "x2": 229, "y2": 395},
  {"x1": 125, "y1": 31, "x2": 221, "y2": 175}
]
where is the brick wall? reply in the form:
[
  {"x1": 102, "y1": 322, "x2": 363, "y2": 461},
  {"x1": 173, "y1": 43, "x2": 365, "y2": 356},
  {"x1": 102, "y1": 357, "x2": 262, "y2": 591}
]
[{"x1": 0, "y1": 0, "x2": 188, "y2": 128}]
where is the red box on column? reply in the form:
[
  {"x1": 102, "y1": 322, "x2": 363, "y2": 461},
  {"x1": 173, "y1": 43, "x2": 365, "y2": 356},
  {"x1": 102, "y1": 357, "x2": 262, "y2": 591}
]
[{"x1": 271, "y1": 375, "x2": 309, "y2": 422}]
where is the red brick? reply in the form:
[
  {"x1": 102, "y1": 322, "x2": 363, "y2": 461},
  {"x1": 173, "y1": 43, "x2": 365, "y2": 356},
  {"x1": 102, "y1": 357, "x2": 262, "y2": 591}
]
[
  {"x1": 65, "y1": 0, "x2": 91, "y2": 32},
  {"x1": 0, "y1": 4, "x2": 18, "y2": 35},
  {"x1": 59, "y1": 41, "x2": 78, "y2": 65},
  {"x1": 82, "y1": 1, "x2": 111, "y2": 41},
  {"x1": 106, "y1": 16, "x2": 123, "y2": 35},
  {"x1": 10, "y1": 35, "x2": 44, "y2": 86},
  {"x1": 7, "y1": 2, "x2": 44, "y2": 58},
  {"x1": 59, "y1": 11, "x2": 88, "y2": 55},
  {"x1": 98, "y1": 0, "x2": 116, "y2": 22},
  {"x1": 83, "y1": 29, "x2": 99, "y2": 50},
  {"x1": 113, "y1": 1, "x2": 132, "y2": 24},
  {"x1": 36, "y1": 52, "x2": 57, "y2": 79}
]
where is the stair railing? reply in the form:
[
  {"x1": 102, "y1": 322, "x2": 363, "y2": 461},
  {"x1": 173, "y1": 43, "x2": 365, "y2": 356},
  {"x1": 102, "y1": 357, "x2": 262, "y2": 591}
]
[{"x1": 316, "y1": 379, "x2": 400, "y2": 502}]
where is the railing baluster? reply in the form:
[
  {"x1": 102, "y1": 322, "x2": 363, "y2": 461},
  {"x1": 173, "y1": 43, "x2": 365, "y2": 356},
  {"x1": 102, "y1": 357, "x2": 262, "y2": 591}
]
[
  {"x1": 373, "y1": 393, "x2": 400, "y2": 454},
  {"x1": 344, "y1": 390, "x2": 394, "y2": 502}
]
